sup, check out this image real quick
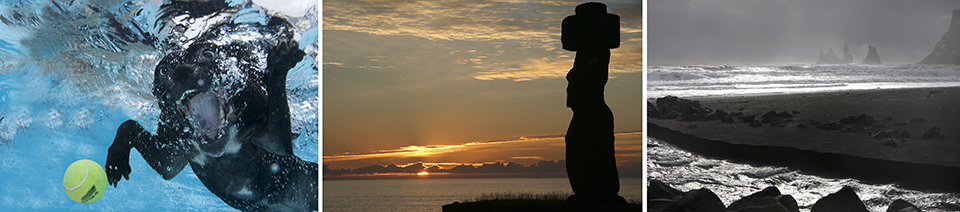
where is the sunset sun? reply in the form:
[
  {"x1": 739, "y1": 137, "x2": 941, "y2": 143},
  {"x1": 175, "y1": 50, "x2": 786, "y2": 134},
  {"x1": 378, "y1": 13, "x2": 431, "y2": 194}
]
[{"x1": 417, "y1": 171, "x2": 429, "y2": 176}]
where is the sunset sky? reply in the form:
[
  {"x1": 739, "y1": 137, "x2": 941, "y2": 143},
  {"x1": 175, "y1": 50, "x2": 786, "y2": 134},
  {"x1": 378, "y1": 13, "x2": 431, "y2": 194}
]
[{"x1": 321, "y1": 0, "x2": 642, "y2": 177}]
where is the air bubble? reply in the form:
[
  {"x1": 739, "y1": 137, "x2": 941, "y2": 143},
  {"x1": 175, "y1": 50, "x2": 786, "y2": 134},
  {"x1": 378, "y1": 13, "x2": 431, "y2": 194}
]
[{"x1": 270, "y1": 163, "x2": 280, "y2": 174}]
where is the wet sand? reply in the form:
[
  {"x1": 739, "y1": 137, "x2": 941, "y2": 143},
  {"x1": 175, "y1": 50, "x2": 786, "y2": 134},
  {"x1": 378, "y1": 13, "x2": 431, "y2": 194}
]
[{"x1": 648, "y1": 87, "x2": 960, "y2": 191}]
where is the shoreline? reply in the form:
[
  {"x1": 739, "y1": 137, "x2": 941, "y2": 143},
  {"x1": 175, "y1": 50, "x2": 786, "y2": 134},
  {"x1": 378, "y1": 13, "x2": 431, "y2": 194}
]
[{"x1": 647, "y1": 86, "x2": 960, "y2": 192}]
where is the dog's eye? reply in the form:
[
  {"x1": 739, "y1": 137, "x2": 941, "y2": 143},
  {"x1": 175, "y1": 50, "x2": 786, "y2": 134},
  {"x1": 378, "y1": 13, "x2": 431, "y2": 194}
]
[{"x1": 201, "y1": 50, "x2": 215, "y2": 60}]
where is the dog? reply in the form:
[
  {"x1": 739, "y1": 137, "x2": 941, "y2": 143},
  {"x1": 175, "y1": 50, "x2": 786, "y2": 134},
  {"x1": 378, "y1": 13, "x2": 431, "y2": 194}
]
[{"x1": 104, "y1": 4, "x2": 317, "y2": 211}]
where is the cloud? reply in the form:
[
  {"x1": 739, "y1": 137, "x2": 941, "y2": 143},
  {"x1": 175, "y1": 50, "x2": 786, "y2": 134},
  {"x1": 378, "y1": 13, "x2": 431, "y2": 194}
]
[
  {"x1": 323, "y1": 0, "x2": 572, "y2": 43},
  {"x1": 323, "y1": 160, "x2": 568, "y2": 176},
  {"x1": 323, "y1": 131, "x2": 642, "y2": 170},
  {"x1": 471, "y1": 42, "x2": 643, "y2": 81}
]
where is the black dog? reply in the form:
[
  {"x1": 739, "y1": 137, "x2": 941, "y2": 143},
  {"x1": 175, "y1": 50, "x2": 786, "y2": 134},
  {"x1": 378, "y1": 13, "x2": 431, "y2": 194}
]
[{"x1": 104, "y1": 8, "x2": 318, "y2": 211}]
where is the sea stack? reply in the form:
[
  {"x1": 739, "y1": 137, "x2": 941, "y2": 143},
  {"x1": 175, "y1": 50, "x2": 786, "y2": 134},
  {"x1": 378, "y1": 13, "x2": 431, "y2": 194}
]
[
  {"x1": 863, "y1": 45, "x2": 881, "y2": 64},
  {"x1": 842, "y1": 43, "x2": 854, "y2": 63},
  {"x1": 560, "y1": 2, "x2": 626, "y2": 208},
  {"x1": 818, "y1": 47, "x2": 841, "y2": 64},
  {"x1": 817, "y1": 44, "x2": 854, "y2": 64},
  {"x1": 920, "y1": 10, "x2": 960, "y2": 64}
]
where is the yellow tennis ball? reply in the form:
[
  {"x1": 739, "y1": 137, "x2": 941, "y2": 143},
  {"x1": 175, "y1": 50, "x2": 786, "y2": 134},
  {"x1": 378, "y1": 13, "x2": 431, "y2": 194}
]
[{"x1": 63, "y1": 159, "x2": 108, "y2": 203}]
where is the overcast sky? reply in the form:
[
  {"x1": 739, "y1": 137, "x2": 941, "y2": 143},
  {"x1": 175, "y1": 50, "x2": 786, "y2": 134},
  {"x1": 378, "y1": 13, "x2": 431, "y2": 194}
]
[
  {"x1": 322, "y1": 0, "x2": 642, "y2": 172},
  {"x1": 649, "y1": 0, "x2": 960, "y2": 65}
]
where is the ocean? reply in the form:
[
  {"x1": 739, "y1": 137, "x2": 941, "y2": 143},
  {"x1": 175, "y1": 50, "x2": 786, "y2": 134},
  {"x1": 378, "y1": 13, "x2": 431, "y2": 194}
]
[
  {"x1": 0, "y1": 0, "x2": 318, "y2": 211},
  {"x1": 647, "y1": 64, "x2": 960, "y2": 98},
  {"x1": 322, "y1": 177, "x2": 643, "y2": 212},
  {"x1": 647, "y1": 64, "x2": 960, "y2": 211}
]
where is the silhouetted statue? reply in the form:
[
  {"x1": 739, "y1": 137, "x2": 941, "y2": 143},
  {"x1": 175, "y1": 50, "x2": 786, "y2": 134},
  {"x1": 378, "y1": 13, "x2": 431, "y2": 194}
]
[{"x1": 561, "y1": 2, "x2": 625, "y2": 208}]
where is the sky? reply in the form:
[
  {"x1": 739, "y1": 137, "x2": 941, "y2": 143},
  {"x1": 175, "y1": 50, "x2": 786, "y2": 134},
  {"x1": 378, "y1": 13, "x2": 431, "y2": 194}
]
[
  {"x1": 649, "y1": 0, "x2": 960, "y2": 65},
  {"x1": 321, "y1": 0, "x2": 642, "y2": 177}
]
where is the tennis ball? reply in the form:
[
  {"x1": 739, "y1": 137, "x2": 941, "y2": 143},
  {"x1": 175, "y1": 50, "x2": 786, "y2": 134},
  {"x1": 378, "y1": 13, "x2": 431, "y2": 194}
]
[{"x1": 63, "y1": 159, "x2": 108, "y2": 203}]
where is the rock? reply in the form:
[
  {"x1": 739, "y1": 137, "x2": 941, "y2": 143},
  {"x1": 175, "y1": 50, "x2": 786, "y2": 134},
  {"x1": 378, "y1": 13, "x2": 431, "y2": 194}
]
[
  {"x1": 688, "y1": 124, "x2": 698, "y2": 129},
  {"x1": 761, "y1": 111, "x2": 779, "y2": 123},
  {"x1": 883, "y1": 138, "x2": 898, "y2": 147},
  {"x1": 810, "y1": 186, "x2": 868, "y2": 212},
  {"x1": 663, "y1": 111, "x2": 680, "y2": 119},
  {"x1": 919, "y1": 10, "x2": 960, "y2": 64},
  {"x1": 887, "y1": 199, "x2": 923, "y2": 212},
  {"x1": 900, "y1": 131, "x2": 911, "y2": 138},
  {"x1": 679, "y1": 188, "x2": 725, "y2": 212},
  {"x1": 750, "y1": 120, "x2": 763, "y2": 127},
  {"x1": 777, "y1": 111, "x2": 793, "y2": 118},
  {"x1": 818, "y1": 46, "x2": 845, "y2": 64},
  {"x1": 855, "y1": 114, "x2": 875, "y2": 127},
  {"x1": 657, "y1": 96, "x2": 711, "y2": 120},
  {"x1": 921, "y1": 126, "x2": 942, "y2": 139},
  {"x1": 726, "y1": 197, "x2": 791, "y2": 212},
  {"x1": 726, "y1": 187, "x2": 801, "y2": 212},
  {"x1": 710, "y1": 109, "x2": 729, "y2": 120},
  {"x1": 648, "y1": 199, "x2": 685, "y2": 212},
  {"x1": 863, "y1": 45, "x2": 882, "y2": 64},
  {"x1": 792, "y1": 110, "x2": 801, "y2": 114},
  {"x1": 796, "y1": 124, "x2": 807, "y2": 129},
  {"x1": 741, "y1": 116, "x2": 756, "y2": 123},
  {"x1": 647, "y1": 180, "x2": 682, "y2": 200},
  {"x1": 648, "y1": 101, "x2": 661, "y2": 118},
  {"x1": 842, "y1": 43, "x2": 854, "y2": 63}
]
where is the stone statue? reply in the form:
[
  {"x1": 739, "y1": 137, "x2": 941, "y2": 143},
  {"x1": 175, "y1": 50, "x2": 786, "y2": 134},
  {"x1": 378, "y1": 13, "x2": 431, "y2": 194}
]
[{"x1": 561, "y1": 2, "x2": 626, "y2": 208}]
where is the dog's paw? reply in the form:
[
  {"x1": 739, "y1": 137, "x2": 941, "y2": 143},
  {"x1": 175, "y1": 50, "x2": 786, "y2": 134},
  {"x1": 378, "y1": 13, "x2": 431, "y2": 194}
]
[
  {"x1": 105, "y1": 144, "x2": 131, "y2": 187},
  {"x1": 267, "y1": 40, "x2": 305, "y2": 75},
  {"x1": 105, "y1": 120, "x2": 140, "y2": 187}
]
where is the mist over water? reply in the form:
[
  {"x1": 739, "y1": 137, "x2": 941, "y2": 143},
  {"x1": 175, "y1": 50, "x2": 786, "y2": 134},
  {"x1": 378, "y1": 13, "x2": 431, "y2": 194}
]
[
  {"x1": 647, "y1": 137, "x2": 960, "y2": 212},
  {"x1": 648, "y1": 0, "x2": 959, "y2": 65}
]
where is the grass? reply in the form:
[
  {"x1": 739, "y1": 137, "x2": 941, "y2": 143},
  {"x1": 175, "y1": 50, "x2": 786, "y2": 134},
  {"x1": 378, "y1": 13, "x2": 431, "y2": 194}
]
[{"x1": 442, "y1": 192, "x2": 641, "y2": 212}]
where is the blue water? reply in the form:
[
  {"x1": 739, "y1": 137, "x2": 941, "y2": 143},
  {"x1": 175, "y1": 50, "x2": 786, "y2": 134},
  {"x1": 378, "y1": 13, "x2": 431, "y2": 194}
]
[
  {"x1": 647, "y1": 64, "x2": 960, "y2": 211},
  {"x1": 0, "y1": 0, "x2": 317, "y2": 211},
  {"x1": 323, "y1": 178, "x2": 643, "y2": 212}
]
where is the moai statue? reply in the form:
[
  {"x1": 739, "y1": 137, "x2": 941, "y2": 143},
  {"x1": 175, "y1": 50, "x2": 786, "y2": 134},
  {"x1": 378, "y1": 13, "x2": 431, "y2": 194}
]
[{"x1": 561, "y1": 2, "x2": 626, "y2": 208}]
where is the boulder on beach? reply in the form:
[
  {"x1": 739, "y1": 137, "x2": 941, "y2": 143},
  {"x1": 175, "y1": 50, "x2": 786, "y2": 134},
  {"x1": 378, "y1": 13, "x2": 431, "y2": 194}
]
[
  {"x1": 810, "y1": 186, "x2": 868, "y2": 212},
  {"x1": 647, "y1": 180, "x2": 682, "y2": 200},
  {"x1": 921, "y1": 126, "x2": 942, "y2": 139},
  {"x1": 887, "y1": 199, "x2": 923, "y2": 212},
  {"x1": 726, "y1": 187, "x2": 800, "y2": 212},
  {"x1": 679, "y1": 188, "x2": 725, "y2": 212}
]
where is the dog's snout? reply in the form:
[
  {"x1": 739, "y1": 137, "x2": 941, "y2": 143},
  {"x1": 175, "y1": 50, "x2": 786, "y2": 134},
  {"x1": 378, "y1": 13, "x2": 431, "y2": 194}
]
[{"x1": 172, "y1": 64, "x2": 195, "y2": 81}]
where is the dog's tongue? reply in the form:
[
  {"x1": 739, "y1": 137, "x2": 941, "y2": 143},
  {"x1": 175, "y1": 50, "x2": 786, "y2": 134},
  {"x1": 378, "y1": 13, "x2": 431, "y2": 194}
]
[{"x1": 188, "y1": 93, "x2": 222, "y2": 140}]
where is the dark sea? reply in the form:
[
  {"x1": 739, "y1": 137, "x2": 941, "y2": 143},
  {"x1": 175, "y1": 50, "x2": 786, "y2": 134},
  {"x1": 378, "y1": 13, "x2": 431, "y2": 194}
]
[{"x1": 322, "y1": 177, "x2": 642, "y2": 212}]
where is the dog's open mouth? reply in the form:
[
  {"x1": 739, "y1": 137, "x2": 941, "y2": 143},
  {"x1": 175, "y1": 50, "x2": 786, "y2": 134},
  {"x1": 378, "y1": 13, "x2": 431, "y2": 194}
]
[{"x1": 178, "y1": 89, "x2": 236, "y2": 155}]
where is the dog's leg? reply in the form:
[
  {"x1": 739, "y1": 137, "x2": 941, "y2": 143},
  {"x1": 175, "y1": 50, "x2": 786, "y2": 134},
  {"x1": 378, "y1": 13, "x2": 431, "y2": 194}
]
[
  {"x1": 254, "y1": 29, "x2": 305, "y2": 156},
  {"x1": 105, "y1": 120, "x2": 193, "y2": 187}
]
